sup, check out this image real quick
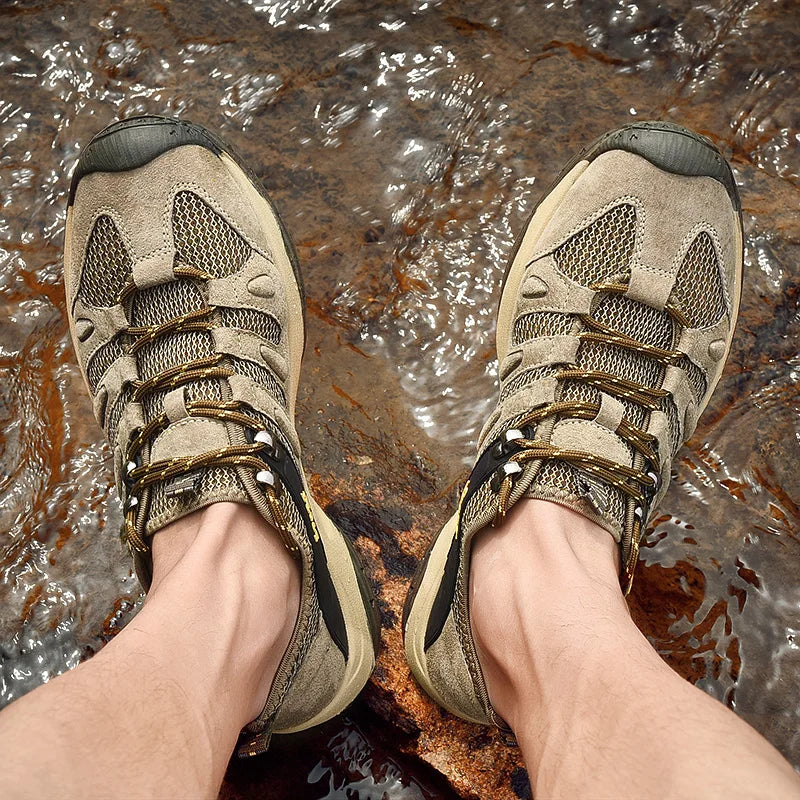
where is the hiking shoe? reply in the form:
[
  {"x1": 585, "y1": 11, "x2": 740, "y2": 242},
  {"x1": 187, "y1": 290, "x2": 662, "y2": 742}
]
[
  {"x1": 64, "y1": 115, "x2": 379, "y2": 754},
  {"x1": 403, "y1": 121, "x2": 743, "y2": 725}
]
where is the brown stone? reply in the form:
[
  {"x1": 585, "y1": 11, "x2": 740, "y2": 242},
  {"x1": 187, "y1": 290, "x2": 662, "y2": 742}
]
[{"x1": 0, "y1": 2, "x2": 798, "y2": 798}]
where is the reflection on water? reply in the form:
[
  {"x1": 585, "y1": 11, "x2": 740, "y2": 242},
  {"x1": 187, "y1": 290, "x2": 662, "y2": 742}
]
[
  {"x1": 222, "y1": 710, "x2": 451, "y2": 800},
  {"x1": 308, "y1": 723, "x2": 427, "y2": 800},
  {"x1": 0, "y1": 1, "x2": 798, "y2": 797}
]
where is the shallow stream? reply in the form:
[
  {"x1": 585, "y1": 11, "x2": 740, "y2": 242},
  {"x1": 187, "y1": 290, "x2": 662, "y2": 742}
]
[{"x1": 1, "y1": 2, "x2": 798, "y2": 798}]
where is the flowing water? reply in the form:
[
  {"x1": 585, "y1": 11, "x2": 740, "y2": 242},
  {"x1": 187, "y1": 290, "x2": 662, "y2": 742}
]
[{"x1": 0, "y1": 1, "x2": 798, "y2": 798}]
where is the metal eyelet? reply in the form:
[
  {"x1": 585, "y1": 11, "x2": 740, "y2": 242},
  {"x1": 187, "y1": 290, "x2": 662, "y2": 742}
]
[
  {"x1": 634, "y1": 505, "x2": 644, "y2": 521},
  {"x1": 491, "y1": 460, "x2": 523, "y2": 491},
  {"x1": 254, "y1": 431, "x2": 274, "y2": 451},
  {"x1": 250, "y1": 430, "x2": 280, "y2": 460},
  {"x1": 122, "y1": 454, "x2": 141, "y2": 488},
  {"x1": 491, "y1": 429, "x2": 525, "y2": 459},
  {"x1": 646, "y1": 470, "x2": 659, "y2": 489},
  {"x1": 256, "y1": 469, "x2": 276, "y2": 487},
  {"x1": 124, "y1": 495, "x2": 139, "y2": 512}
]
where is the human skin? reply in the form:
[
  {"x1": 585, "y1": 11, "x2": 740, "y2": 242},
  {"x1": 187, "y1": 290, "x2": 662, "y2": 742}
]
[
  {"x1": 1, "y1": 498, "x2": 799, "y2": 799},
  {"x1": 0, "y1": 502, "x2": 299, "y2": 800},
  {"x1": 470, "y1": 498, "x2": 800, "y2": 800}
]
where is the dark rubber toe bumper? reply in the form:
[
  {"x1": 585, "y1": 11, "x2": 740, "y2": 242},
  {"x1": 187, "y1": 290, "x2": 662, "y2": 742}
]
[
  {"x1": 586, "y1": 121, "x2": 740, "y2": 212},
  {"x1": 69, "y1": 115, "x2": 223, "y2": 204}
]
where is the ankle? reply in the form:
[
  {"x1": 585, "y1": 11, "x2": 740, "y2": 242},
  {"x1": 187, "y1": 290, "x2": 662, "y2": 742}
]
[
  {"x1": 146, "y1": 502, "x2": 301, "y2": 725},
  {"x1": 151, "y1": 503, "x2": 272, "y2": 583},
  {"x1": 469, "y1": 499, "x2": 630, "y2": 728}
]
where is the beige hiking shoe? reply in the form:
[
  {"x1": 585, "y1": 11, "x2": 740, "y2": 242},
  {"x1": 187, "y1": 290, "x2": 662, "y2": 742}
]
[
  {"x1": 403, "y1": 121, "x2": 743, "y2": 726},
  {"x1": 64, "y1": 116, "x2": 379, "y2": 754}
]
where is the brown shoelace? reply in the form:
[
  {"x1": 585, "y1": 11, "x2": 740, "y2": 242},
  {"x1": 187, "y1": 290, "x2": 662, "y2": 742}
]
[
  {"x1": 492, "y1": 282, "x2": 688, "y2": 586},
  {"x1": 117, "y1": 264, "x2": 289, "y2": 553}
]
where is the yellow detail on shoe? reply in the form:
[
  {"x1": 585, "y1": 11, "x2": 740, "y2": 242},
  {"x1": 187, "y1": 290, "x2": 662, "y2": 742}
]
[
  {"x1": 453, "y1": 484, "x2": 469, "y2": 539},
  {"x1": 301, "y1": 490, "x2": 320, "y2": 542}
]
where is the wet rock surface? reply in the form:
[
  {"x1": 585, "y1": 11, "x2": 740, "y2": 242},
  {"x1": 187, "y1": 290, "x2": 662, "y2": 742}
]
[{"x1": 1, "y1": 1, "x2": 798, "y2": 797}]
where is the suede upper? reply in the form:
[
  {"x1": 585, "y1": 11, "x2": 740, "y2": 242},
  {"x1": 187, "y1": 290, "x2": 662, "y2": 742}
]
[
  {"x1": 64, "y1": 121, "x2": 378, "y2": 755},
  {"x1": 403, "y1": 126, "x2": 743, "y2": 730}
]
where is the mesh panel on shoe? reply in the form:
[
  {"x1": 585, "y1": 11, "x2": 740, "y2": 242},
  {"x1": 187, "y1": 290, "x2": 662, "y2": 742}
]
[
  {"x1": 534, "y1": 459, "x2": 625, "y2": 523},
  {"x1": 198, "y1": 465, "x2": 242, "y2": 498},
  {"x1": 142, "y1": 392, "x2": 162, "y2": 423},
  {"x1": 79, "y1": 215, "x2": 133, "y2": 308},
  {"x1": 148, "y1": 465, "x2": 246, "y2": 531},
  {"x1": 500, "y1": 365, "x2": 560, "y2": 402},
  {"x1": 137, "y1": 331, "x2": 214, "y2": 381},
  {"x1": 512, "y1": 312, "x2": 575, "y2": 346},
  {"x1": 106, "y1": 387, "x2": 133, "y2": 446},
  {"x1": 592, "y1": 294, "x2": 675, "y2": 349},
  {"x1": 559, "y1": 378, "x2": 600, "y2": 406},
  {"x1": 460, "y1": 480, "x2": 497, "y2": 534},
  {"x1": 552, "y1": 203, "x2": 636, "y2": 286},
  {"x1": 219, "y1": 307, "x2": 281, "y2": 344},
  {"x1": 172, "y1": 191, "x2": 251, "y2": 277},
  {"x1": 228, "y1": 356, "x2": 287, "y2": 408},
  {"x1": 669, "y1": 232, "x2": 727, "y2": 328},
  {"x1": 185, "y1": 379, "x2": 224, "y2": 404},
  {"x1": 580, "y1": 340, "x2": 664, "y2": 390},
  {"x1": 281, "y1": 488, "x2": 309, "y2": 544},
  {"x1": 86, "y1": 336, "x2": 125, "y2": 393},
  {"x1": 661, "y1": 396, "x2": 684, "y2": 456},
  {"x1": 131, "y1": 279, "x2": 205, "y2": 326}
]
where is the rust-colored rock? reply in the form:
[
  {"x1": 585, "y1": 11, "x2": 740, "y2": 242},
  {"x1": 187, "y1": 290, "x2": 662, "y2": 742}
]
[{"x1": 1, "y1": 2, "x2": 798, "y2": 798}]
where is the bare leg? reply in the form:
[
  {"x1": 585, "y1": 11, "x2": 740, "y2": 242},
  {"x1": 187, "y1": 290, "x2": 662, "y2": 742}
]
[
  {"x1": 0, "y1": 502, "x2": 299, "y2": 800},
  {"x1": 471, "y1": 499, "x2": 800, "y2": 800}
]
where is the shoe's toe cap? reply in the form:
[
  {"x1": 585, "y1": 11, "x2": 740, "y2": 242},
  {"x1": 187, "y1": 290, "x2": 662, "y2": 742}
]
[
  {"x1": 69, "y1": 115, "x2": 224, "y2": 204},
  {"x1": 591, "y1": 121, "x2": 739, "y2": 212}
]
